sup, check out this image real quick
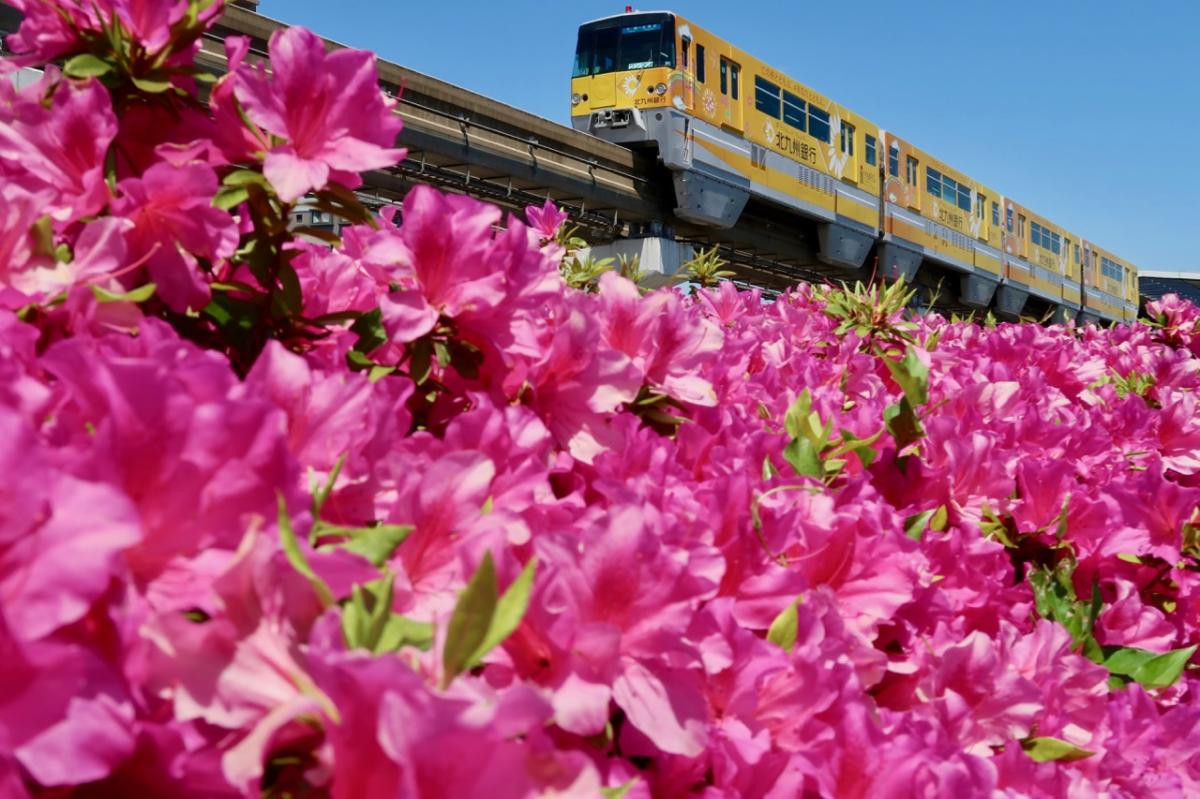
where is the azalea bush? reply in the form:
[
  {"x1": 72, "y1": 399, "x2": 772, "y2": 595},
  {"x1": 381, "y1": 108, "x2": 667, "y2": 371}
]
[{"x1": 3, "y1": 2, "x2": 1200, "y2": 797}]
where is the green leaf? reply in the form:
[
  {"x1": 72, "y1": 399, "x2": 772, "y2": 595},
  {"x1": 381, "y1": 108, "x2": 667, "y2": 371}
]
[
  {"x1": 1029, "y1": 560, "x2": 1104, "y2": 654},
  {"x1": 1020, "y1": 736, "x2": 1095, "y2": 763},
  {"x1": 408, "y1": 336, "x2": 433, "y2": 384},
  {"x1": 350, "y1": 308, "x2": 387, "y2": 354},
  {"x1": 784, "y1": 389, "x2": 812, "y2": 440},
  {"x1": 375, "y1": 613, "x2": 435, "y2": 653},
  {"x1": 904, "y1": 509, "x2": 935, "y2": 542},
  {"x1": 883, "y1": 346, "x2": 930, "y2": 406},
  {"x1": 278, "y1": 261, "x2": 303, "y2": 315},
  {"x1": 445, "y1": 338, "x2": 483, "y2": 380},
  {"x1": 341, "y1": 583, "x2": 372, "y2": 651},
  {"x1": 883, "y1": 398, "x2": 924, "y2": 449},
  {"x1": 767, "y1": 598, "x2": 800, "y2": 654},
  {"x1": 442, "y1": 552, "x2": 498, "y2": 687},
  {"x1": 91, "y1": 283, "x2": 156, "y2": 304},
  {"x1": 30, "y1": 215, "x2": 55, "y2": 259},
  {"x1": 433, "y1": 339, "x2": 452, "y2": 368},
  {"x1": 830, "y1": 428, "x2": 882, "y2": 469},
  {"x1": 211, "y1": 280, "x2": 262, "y2": 294},
  {"x1": 600, "y1": 779, "x2": 639, "y2": 799},
  {"x1": 1129, "y1": 645, "x2": 1196, "y2": 689},
  {"x1": 64, "y1": 53, "x2": 114, "y2": 78},
  {"x1": 131, "y1": 75, "x2": 172, "y2": 93},
  {"x1": 212, "y1": 185, "x2": 249, "y2": 211},
  {"x1": 311, "y1": 453, "x2": 347, "y2": 518},
  {"x1": 341, "y1": 573, "x2": 435, "y2": 654},
  {"x1": 1102, "y1": 646, "x2": 1158, "y2": 676},
  {"x1": 783, "y1": 436, "x2": 822, "y2": 478},
  {"x1": 222, "y1": 168, "x2": 271, "y2": 189},
  {"x1": 310, "y1": 310, "x2": 363, "y2": 326},
  {"x1": 368, "y1": 365, "x2": 397, "y2": 383},
  {"x1": 762, "y1": 456, "x2": 780, "y2": 481},
  {"x1": 314, "y1": 182, "x2": 375, "y2": 226},
  {"x1": 346, "y1": 350, "x2": 375, "y2": 371},
  {"x1": 277, "y1": 495, "x2": 334, "y2": 607},
  {"x1": 466, "y1": 557, "x2": 538, "y2": 669},
  {"x1": 338, "y1": 524, "x2": 412, "y2": 568}
]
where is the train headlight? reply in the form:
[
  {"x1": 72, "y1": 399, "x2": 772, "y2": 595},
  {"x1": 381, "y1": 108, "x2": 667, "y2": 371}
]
[
  {"x1": 655, "y1": 83, "x2": 667, "y2": 95},
  {"x1": 571, "y1": 92, "x2": 582, "y2": 106}
]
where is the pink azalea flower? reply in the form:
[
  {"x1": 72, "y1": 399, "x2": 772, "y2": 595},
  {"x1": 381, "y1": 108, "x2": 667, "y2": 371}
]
[
  {"x1": 520, "y1": 302, "x2": 641, "y2": 462},
  {"x1": 5, "y1": 0, "x2": 222, "y2": 67},
  {"x1": 1096, "y1": 578, "x2": 1178, "y2": 650},
  {"x1": 112, "y1": 161, "x2": 238, "y2": 312},
  {"x1": 524, "y1": 198, "x2": 569, "y2": 240},
  {"x1": 597, "y1": 271, "x2": 723, "y2": 406},
  {"x1": 234, "y1": 26, "x2": 405, "y2": 202},
  {"x1": 39, "y1": 321, "x2": 301, "y2": 578},
  {"x1": 0, "y1": 73, "x2": 115, "y2": 224}
]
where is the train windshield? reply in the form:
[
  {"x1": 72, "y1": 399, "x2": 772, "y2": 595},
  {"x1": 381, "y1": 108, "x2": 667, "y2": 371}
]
[{"x1": 572, "y1": 14, "x2": 675, "y2": 77}]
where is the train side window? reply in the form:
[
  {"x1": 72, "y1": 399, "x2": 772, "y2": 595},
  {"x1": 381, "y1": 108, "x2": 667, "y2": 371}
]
[
  {"x1": 1006, "y1": 206, "x2": 1013, "y2": 232},
  {"x1": 1017, "y1": 213, "x2": 1026, "y2": 239},
  {"x1": 730, "y1": 63, "x2": 740, "y2": 99},
  {"x1": 754, "y1": 76, "x2": 781, "y2": 118},
  {"x1": 696, "y1": 44, "x2": 705, "y2": 82},
  {"x1": 1074, "y1": 243, "x2": 1080, "y2": 264},
  {"x1": 941, "y1": 174, "x2": 955, "y2": 202},
  {"x1": 977, "y1": 193, "x2": 987, "y2": 219},
  {"x1": 681, "y1": 38, "x2": 689, "y2": 70},
  {"x1": 809, "y1": 105, "x2": 831, "y2": 142},
  {"x1": 840, "y1": 121, "x2": 855, "y2": 155},
  {"x1": 782, "y1": 91, "x2": 806, "y2": 131},
  {"x1": 888, "y1": 144, "x2": 899, "y2": 177},
  {"x1": 956, "y1": 184, "x2": 969, "y2": 211},
  {"x1": 865, "y1": 134, "x2": 877, "y2": 166},
  {"x1": 905, "y1": 155, "x2": 918, "y2": 185},
  {"x1": 719, "y1": 59, "x2": 727, "y2": 94},
  {"x1": 926, "y1": 167, "x2": 942, "y2": 198},
  {"x1": 991, "y1": 201, "x2": 999, "y2": 226}
]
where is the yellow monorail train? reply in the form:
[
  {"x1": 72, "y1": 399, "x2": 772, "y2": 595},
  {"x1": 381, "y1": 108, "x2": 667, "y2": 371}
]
[{"x1": 569, "y1": 10, "x2": 1138, "y2": 324}]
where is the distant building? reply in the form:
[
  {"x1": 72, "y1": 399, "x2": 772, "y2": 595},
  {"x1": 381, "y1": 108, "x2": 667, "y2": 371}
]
[{"x1": 1139, "y1": 271, "x2": 1200, "y2": 307}]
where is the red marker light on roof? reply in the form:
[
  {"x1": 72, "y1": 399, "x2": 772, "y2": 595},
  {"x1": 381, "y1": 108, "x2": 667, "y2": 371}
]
[{"x1": 625, "y1": 5, "x2": 632, "y2": 11}]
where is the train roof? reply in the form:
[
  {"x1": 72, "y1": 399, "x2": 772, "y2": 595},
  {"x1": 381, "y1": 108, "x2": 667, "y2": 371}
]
[{"x1": 578, "y1": 10, "x2": 675, "y2": 28}]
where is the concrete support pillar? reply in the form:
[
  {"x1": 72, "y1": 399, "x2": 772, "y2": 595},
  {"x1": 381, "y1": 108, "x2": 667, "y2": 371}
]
[{"x1": 581, "y1": 237, "x2": 696, "y2": 286}]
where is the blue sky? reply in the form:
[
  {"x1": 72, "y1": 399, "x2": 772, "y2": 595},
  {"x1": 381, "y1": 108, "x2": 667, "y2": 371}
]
[{"x1": 259, "y1": 0, "x2": 1200, "y2": 272}]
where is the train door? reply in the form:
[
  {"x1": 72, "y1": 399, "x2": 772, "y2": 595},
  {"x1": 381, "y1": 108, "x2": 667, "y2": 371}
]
[
  {"x1": 679, "y1": 32, "x2": 695, "y2": 112},
  {"x1": 905, "y1": 153, "x2": 920, "y2": 212},
  {"x1": 719, "y1": 57, "x2": 743, "y2": 132},
  {"x1": 839, "y1": 118, "x2": 858, "y2": 183}
]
